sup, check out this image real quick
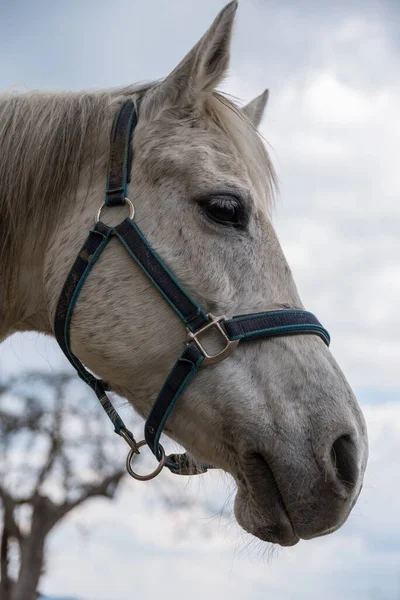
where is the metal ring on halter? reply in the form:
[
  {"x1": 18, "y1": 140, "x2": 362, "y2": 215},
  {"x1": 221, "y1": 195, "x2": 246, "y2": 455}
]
[
  {"x1": 96, "y1": 197, "x2": 135, "y2": 224},
  {"x1": 126, "y1": 440, "x2": 166, "y2": 481}
]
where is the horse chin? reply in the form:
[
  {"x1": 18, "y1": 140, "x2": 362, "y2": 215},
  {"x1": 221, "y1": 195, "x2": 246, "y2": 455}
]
[
  {"x1": 234, "y1": 487, "x2": 299, "y2": 547},
  {"x1": 233, "y1": 452, "x2": 300, "y2": 547}
]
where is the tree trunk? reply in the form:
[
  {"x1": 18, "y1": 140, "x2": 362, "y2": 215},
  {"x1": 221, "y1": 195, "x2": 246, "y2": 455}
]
[
  {"x1": 0, "y1": 524, "x2": 11, "y2": 600},
  {"x1": 10, "y1": 498, "x2": 55, "y2": 600},
  {"x1": 10, "y1": 533, "x2": 45, "y2": 600}
]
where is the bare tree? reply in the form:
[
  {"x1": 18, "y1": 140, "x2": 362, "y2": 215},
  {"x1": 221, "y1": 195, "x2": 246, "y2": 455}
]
[
  {"x1": 0, "y1": 371, "x2": 229, "y2": 600},
  {"x1": 0, "y1": 372, "x2": 127, "y2": 600}
]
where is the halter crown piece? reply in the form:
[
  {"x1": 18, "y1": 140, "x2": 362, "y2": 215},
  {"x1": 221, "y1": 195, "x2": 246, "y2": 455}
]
[{"x1": 54, "y1": 99, "x2": 330, "y2": 481}]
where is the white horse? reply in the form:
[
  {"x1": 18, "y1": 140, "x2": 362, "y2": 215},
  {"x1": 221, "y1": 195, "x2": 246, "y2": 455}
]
[{"x1": 0, "y1": 1, "x2": 368, "y2": 546}]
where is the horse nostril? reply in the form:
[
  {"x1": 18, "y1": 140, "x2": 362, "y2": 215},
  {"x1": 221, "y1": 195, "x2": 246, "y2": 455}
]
[{"x1": 330, "y1": 434, "x2": 359, "y2": 490}]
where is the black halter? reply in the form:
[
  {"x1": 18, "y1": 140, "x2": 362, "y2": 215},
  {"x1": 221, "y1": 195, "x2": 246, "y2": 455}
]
[{"x1": 54, "y1": 99, "x2": 330, "y2": 480}]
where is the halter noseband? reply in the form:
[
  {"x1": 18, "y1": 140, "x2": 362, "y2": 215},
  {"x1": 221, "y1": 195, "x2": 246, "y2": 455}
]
[{"x1": 54, "y1": 99, "x2": 330, "y2": 481}]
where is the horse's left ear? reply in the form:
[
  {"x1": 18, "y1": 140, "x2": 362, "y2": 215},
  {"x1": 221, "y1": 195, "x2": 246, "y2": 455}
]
[
  {"x1": 152, "y1": 1, "x2": 238, "y2": 107},
  {"x1": 242, "y1": 89, "x2": 269, "y2": 128}
]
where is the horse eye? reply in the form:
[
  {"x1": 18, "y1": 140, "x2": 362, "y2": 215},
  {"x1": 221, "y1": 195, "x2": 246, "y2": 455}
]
[{"x1": 201, "y1": 195, "x2": 243, "y2": 227}]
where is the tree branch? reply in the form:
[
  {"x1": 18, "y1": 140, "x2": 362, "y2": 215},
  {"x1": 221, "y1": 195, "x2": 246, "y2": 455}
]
[
  {"x1": 0, "y1": 488, "x2": 23, "y2": 543},
  {"x1": 31, "y1": 387, "x2": 66, "y2": 498},
  {"x1": 59, "y1": 471, "x2": 125, "y2": 519},
  {"x1": 31, "y1": 430, "x2": 60, "y2": 497}
]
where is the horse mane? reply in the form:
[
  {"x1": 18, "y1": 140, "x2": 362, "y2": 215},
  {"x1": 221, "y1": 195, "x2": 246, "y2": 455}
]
[
  {"x1": 0, "y1": 82, "x2": 276, "y2": 298},
  {"x1": 205, "y1": 92, "x2": 276, "y2": 211}
]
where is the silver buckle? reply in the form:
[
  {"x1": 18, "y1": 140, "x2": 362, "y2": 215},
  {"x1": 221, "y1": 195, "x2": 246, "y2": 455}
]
[{"x1": 187, "y1": 313, "x2": 239, "y2": 366}]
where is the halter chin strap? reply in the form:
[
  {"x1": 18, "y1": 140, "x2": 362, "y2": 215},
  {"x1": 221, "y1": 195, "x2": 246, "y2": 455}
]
[{"x1": 54, "y1": 99, "x2": 330, "y2": 480}]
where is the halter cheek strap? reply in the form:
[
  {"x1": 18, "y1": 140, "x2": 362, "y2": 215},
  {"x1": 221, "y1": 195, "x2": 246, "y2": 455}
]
[{"x1": 54, "y1": 99, "x2": 330, "y2": 481}]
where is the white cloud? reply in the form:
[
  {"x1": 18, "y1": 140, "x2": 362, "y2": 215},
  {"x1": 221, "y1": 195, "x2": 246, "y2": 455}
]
[
  {"x1": 290, "y1": 131, "x2": 349, "y2": 162},
  {"x1": 303, "y1": 71, "x2": 375, "y2": 125}
]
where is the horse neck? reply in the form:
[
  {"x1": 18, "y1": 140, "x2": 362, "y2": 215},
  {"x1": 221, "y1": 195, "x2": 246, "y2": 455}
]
[
  {"x1": 0, "y1": 91, "x2": 114, "y2": 342},
  {"x1": 0, "y1": 159, "x2": 105, "y2": 342},
  {"x1": 0, "y1": 220, "x2": 51, "y2": 342}
]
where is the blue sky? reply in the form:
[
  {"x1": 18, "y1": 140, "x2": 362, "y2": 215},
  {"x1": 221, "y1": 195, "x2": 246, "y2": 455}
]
[{"x1": 1, "y1": 0, "x2": 400, "y2": 599}]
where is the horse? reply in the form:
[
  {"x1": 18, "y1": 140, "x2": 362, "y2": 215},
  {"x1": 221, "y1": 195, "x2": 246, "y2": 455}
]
[{"x1": 0, "y1": 1, "x2": 368, "y2": 547}]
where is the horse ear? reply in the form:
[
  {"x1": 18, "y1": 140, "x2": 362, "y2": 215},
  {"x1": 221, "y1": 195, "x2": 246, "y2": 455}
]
[
  {"x1": 156, "y1": 1, "x2": 238, "y2": 104},
  {"x1": 242, "y1": 89, "x2": 269, "y2": 128}
]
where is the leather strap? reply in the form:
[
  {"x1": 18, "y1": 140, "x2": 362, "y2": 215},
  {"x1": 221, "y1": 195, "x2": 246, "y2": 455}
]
[
  {"x1": 225, "y1": 310, "x2": 330, "y2": 346},
  {"x1": 54, "y1": 221, "x2": 138, "y2": 448},
  {"x1": 54, "y1": 218, "x2": 212, "y2": 475},
  {"x1": 105, "y1": 100, "x2": 140, "y2": 207},
  {"x1": 114, "y1": 218, "x2": 209, "y2": 332},
  {"x1": 144, "y1": 343, "x2": 204, "y2": 465}
]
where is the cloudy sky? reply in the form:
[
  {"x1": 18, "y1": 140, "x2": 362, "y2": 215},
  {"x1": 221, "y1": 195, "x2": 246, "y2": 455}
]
[{"x1": 1, "y1": 0, "x2": 400, "y2": 598}]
